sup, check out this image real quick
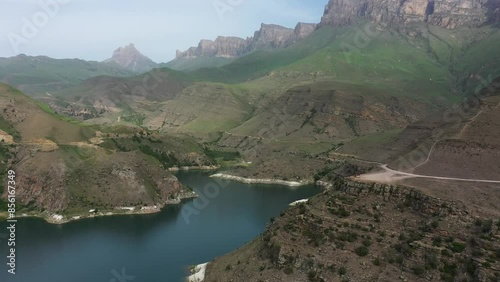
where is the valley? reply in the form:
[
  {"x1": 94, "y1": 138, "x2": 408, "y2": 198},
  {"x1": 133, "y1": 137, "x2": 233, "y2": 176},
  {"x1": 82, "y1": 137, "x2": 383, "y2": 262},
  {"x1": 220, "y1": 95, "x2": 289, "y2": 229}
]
[{"x1": 1, "y1": 0, "x2": 499, "y2": 281}]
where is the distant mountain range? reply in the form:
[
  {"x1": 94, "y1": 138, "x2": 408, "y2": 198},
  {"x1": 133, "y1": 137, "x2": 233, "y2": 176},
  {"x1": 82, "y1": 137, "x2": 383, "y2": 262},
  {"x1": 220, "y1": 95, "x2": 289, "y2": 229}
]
[{"x1": 165, "y1": 22, "x2": 317, "y2": 71}]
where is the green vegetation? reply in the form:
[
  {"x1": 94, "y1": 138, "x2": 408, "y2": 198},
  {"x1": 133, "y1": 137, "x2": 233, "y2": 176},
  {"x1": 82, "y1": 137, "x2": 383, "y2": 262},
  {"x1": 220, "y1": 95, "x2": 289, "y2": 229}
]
[
  {"x1": 190, "y1": 27, "x2": 341, "y2": 83},
  {"x1": 164, "y1": 56, "x2": 234, "y2": 72},
  {"x1": 0, "y1": 116, "x2": 21, "y2": 141},
  {"x1": 449, "y1": 241, "x2": 466, "y2": 253},
  {"x1": 337, "y1": 266, "x2": 347, "y2": 276},
  {"x1": 355, "y1": 245, "x2": 369, "y2": 257},
  {"x1": 203, "y1": 148, "x2": 241, "y2": 163},
  {"x1": 0, "y1": 55, "x2": 134, "y2": 95}
]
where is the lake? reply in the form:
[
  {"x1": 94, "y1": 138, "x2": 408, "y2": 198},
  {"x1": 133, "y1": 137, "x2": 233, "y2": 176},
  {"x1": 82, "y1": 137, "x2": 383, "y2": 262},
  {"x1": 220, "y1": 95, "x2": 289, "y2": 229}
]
[{"x1": 0, "y1": 171, "x2": 322, "y2": 282}]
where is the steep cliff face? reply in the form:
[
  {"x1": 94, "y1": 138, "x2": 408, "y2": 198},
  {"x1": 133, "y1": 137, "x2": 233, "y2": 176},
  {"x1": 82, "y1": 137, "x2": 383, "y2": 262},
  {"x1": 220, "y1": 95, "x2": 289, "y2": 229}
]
[
  {"x1": 175, "y1": 37, "x2": 249, "y2": 59},
  {"x1": 294, "y1": 22, "x2": 318, "y2": 39},
  {"x1": 174, "y1": 22, "x2": 317, "y2": 60},
  {"x1": 104, "y1": 43, "x2": 157, "y2": 73},
  {"x1": 319, "y1": 0, "x2": 500, "y2": 29},
  {"x1": 251, "y1": 24, "x2": 296, "y2": 49}
]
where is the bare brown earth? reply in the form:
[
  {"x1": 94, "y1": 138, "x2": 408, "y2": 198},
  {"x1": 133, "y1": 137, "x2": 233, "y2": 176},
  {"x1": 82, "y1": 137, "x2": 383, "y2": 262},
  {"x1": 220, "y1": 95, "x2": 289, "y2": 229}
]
[
  {"x1": 401, "y1": 178, "x2": 500, "y2": 218},
  {"x1": 414, "y1": 96, "x2": 500, "y2": 180}
]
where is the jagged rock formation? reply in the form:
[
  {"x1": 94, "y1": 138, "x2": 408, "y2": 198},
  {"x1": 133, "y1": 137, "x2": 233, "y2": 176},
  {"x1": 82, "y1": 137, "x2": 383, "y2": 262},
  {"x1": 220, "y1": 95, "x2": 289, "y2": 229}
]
[
  {"x1": 104, "y1": 43, "x2": 157, "y2": 73},
  {"x1": 174, "y1": 22, "x2": 317, "y2": 60},
  {"x1": 176, "y1": 37, "x2": 250, "y2": 59},
  {"x1": 319, "y1": 0, "x2": 500, "y2": 29},
  {"x1": 251, "y1": 24, "x2": 299, "y2": 49}
]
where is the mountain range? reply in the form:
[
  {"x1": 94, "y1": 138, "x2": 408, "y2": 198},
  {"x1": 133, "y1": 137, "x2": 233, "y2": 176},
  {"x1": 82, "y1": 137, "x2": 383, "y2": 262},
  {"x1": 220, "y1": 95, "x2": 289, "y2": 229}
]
[{"x1": 166, "y1": 22, "x2": 317, "y2": 71}]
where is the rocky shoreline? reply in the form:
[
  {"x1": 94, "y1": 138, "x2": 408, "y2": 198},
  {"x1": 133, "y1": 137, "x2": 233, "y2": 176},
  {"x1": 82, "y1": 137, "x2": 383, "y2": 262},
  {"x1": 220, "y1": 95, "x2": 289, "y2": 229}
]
[
  {"x1": 210, "y1": 173, "x2": 313, "y2": 187},
  {"x1": 4, "y1": 191, "x2": 198, "y2": 225},
  {"x1": 168, "y1": 165, "x2": 220, "y2": 172},
  {"x1": 187, "y1": 262, "x2": 208, "y2": 282}
]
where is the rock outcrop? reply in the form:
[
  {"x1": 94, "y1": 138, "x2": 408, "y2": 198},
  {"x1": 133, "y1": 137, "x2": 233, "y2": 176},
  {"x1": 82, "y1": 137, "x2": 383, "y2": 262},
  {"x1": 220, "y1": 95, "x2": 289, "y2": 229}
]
[
  {"x1": 176, "y1": 37, "x2": 250, "y2": 59},
  {"x1": 0, "y1": 129, "x2": 14, "y2": 144},
  {"x1": 319, "y1": 0, "x2": 500, "y2": 29},
  {"x1": 174, "y1": 22, "x2": 317, "y2": 60},
  {"x1": 104, "y1": 43, "x2": 157, "y2": 73}
]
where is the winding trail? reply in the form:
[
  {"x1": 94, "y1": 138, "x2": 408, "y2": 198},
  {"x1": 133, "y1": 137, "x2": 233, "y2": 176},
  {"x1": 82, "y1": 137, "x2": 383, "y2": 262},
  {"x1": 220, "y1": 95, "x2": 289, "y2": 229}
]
[{"x1": 356, "y1": 164, "x2": 500, "y2": 184}]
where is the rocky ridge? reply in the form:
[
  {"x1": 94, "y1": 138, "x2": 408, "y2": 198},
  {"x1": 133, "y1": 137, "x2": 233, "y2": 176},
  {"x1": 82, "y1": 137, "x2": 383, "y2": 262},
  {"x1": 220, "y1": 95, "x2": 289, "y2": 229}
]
[
  {"x1": 174, "y1": 22, "x2": 317, "y2": 60},
  {"x1": 319, "y1": 0, "x2": 500, "y2": 29}
]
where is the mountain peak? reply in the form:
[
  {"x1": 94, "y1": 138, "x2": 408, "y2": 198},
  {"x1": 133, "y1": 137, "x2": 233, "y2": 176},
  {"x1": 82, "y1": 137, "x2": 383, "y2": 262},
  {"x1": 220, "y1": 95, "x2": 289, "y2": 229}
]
[{"x1": 104, "y1": 43, "x2": 157, "y2": 73}]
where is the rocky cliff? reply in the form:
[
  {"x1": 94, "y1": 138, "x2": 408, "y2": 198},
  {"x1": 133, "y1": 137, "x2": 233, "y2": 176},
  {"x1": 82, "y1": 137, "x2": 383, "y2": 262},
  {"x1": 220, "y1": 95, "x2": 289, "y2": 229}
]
[
  {"x1": 174, "y1": 22, "x2": 317, "y2": 60},
  {"x1": 104, "y1": 43, "x2": 157, "y2": 73},
  {"x1": 175, "y1": 37, "x2": 250, "y2": 59},
  {"x1": 319, "y1": 0, "x2": 500, "y2": 29}
]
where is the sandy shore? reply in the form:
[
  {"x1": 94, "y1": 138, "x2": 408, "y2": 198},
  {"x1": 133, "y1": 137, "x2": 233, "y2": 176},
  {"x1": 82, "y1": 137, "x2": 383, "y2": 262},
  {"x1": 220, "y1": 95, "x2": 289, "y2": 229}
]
[
  {"x1": 187, "y1": 263, "x2": 208, "y2": 282},
  {"x1": 210, "y1": 173, "x2": 312, "y2": 187}
]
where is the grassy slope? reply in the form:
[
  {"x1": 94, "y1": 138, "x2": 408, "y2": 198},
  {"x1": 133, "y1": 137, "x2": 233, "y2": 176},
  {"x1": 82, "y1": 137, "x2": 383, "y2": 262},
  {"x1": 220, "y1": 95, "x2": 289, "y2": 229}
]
[
  {"x1": 22, "y1": 24, "x2": 500, "y2": 145},
  {"x1": 49, "y1": 68, "x2": 193, "y2": 127},
  {"x1": 189, "y1": 27, "x2": 343, "y2": 83},
  {"x1": 282, "y1": 30, "x2": 453, "y2": 103},
  {"x1": 162, "y1": 56, "x2": 234, "y2": 71},
  {"x1": 0, "y1": 83, "x2": 89, "y2": 143},
  {"x1": 0, "y1": 84, "x2": 209, "y2": 214},
  {"x1": 195, "y1": 24, "x2": 499, "y2": 138}
]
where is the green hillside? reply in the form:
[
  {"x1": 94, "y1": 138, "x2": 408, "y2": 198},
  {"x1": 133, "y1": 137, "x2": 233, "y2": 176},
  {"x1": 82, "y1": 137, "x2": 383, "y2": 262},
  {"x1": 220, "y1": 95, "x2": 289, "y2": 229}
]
[
  {"x1": 189, "y1": 27, "x2": 342, "y2": 83},
  {"x1": 0, "y1": 55, "x2": 133, "y2": 96},
  {"x1": 27, "y1": 23, "x2": 500, "y2": 150},
  {"x1": 162, "y1": 56, "x2": 234, "y2": 71},
  {"x1": 0, "y1": 84, "x2": 211, "y2": 219}
]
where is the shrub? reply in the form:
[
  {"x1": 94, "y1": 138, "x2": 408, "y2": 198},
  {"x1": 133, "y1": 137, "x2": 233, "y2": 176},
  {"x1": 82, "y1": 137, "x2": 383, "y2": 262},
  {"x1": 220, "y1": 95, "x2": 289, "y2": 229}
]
[
  {"x1": 362, "y1": 239, "x2": 372, "y2": 247},
  {"x1": 441, "y1": 249, "x2": 452, "y2": 257},
  {"x1": 338, "y1": 266, "x2": 347, "y2": 276},
  {"x1": 450, "y1": 242, "x2": 466, "y2": 253},
  {"x1": 355, "y1": 246, "x2": 369, "y2": 257},
  {"x1": 413, "y1": 265, "x2": 425, "y2": 276},
  {"x1": 431, "y1": 220, "x2": 439, "y2": 229}
]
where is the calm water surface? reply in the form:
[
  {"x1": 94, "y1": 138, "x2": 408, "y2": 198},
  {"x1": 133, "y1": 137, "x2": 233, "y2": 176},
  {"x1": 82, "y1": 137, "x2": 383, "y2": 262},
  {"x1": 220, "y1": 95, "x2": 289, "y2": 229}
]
[{"x1": 0, "y1": 171, "x2": 322, "y2": 282}]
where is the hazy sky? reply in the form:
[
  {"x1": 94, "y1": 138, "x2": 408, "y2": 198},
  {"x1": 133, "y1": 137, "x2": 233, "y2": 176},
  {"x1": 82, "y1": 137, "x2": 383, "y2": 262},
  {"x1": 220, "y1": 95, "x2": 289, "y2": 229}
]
[{"x1": 0, "y1": 0, "x2": 326, "y2": 62}]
